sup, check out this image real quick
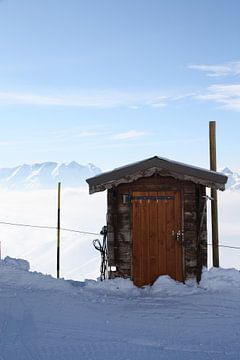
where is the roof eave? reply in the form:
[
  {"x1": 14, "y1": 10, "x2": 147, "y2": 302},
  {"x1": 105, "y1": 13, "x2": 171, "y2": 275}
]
[{"x1": 87, "y1": 167, "x2": 226, "y2": 194}]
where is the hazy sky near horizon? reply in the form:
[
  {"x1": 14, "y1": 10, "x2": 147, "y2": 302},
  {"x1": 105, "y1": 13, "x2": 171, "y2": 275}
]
[{"x1": 0, "y1": 0, "x2": 240, "y2": 170}]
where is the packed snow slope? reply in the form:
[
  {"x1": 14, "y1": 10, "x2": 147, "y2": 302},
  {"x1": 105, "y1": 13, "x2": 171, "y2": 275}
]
[{"x1": 0, "y1": 257, "x2": 240, "y2": 360}]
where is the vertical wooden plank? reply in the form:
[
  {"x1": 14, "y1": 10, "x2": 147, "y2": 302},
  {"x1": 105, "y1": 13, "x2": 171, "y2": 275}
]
[
  {"x1": 149, "y1": 191, "x2": 158, "y2": 284},
  {"x1": 196, "y1": 185, "x2": 208, "y2": 282},
  {"x1": 157, "y1": 191, "x2": 166, "y2": 276},
  {"x1": 132, "y1": 195, "x2": 141, "y2": 286},
  {"x1": 112, "y1": 189, "x2": 119, "y2": 270},
  {"x1": 57, "y1": 182, "x2": 61, "y2": 279},
  {"x1": 174, "y1": 191, "x2": 183, "y2": 281},
  {"x1": 141, "y1": 191, "x2": 149, "y2": 285},
  {"x1": 132, "y1": 191, "x2": 148, "y2": 286},
  {"x1": 165, "y1": 191, "x2": 176, "y2": 280},
  {"x1": 107, "y1": 189, "x2": 115, "y2": 267},
  {"x1": 209, "y1": 120, "x2": 219, "y2": 267}
]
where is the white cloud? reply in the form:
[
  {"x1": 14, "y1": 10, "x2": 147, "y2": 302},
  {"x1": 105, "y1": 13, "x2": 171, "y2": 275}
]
[
  {"x1": 128, "y1": 105, "x2": 140, "y2": 110},
  {"x1": 73, "y1": 132, "x2": 98, "y2": 138},
  {"x1": 188, "y1": 61, "x2": 240, "y2": 77},
  {"x1": 0, "y1": 140, "x2": 32, "y2": 147},
  {"x1": 0, "y1": 88, "x2": 193, "y2": 109},
  {"x1": 151, "y1": 103, "x2": 166, "y2": 108},
  {"x1": 0, "y1": 89, "x2": 172, "y2": 109},
  {"x1": 217, "y1": 191, "x2": 240, "y2": 269},
  {"x1": 113, "y1": 130, "x2": 146, "y2": 140},
  {"x1": 0, "y1": 188, "x2": 239, "y2": 278},
  {"x1": 148, "y1": 96, "x2": 167, "y2": 108},
  {"x1": 0, "y1": 91, "x2": 64, "y2": 106},
  {"x1": 196, "y1": 84, "x2": 240, "y2": 110},
  {"x1": 0, "y1": 187, "x2": 106, "y2": 280},
  {"x1": 188, "y1": 61, "x2": 240, "y2": 110}
]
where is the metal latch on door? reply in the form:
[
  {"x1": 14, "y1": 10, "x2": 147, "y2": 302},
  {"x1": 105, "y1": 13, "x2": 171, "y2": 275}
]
[{"x1": 171, "y1": 230, "x2": 184, "y2": 244}]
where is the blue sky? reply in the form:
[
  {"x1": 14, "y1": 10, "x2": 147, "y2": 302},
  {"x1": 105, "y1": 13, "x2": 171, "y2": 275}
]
[{"x1": 0, "y1": 0, "x2": 240, "y2": 170}]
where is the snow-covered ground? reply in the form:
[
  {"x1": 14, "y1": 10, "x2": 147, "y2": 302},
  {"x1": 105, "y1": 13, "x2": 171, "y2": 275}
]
[
  {"x1": 0, "y1": 187, "x2": 239, "y2": 280},
  {"x1": 0, "y1": 257, "x2": 240, "y2": 360}
]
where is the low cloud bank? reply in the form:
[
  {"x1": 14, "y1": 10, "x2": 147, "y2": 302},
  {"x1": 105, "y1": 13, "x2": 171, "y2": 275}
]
[{"x1": 0, "y1": 188, "x2": 239, "y2": 280}]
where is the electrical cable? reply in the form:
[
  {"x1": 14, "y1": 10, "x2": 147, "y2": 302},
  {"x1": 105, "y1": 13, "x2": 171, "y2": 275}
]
[
  {"x1": 0, "y1": 220, "x2": 240, "y2": 250},
  {"x1": 0, "y1": 220, "x2": 100, "y2": 236},
  {"x1": 207, "y1": 243, "x2": 240, "y2": 250}
]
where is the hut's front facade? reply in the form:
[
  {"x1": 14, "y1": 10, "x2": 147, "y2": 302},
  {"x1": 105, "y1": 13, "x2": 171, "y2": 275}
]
[{"x1": 87, "y1": 156, "x2": 227, "y2": 287}]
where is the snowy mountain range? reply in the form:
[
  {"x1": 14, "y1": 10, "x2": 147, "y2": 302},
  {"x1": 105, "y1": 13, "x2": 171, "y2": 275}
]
[
  {"x1": 0, "y1": 161, "x2": 101, "y2": 190},
  {"x1": 0, "y1": 162, "x2": 238, "y2": 191},
  {"x1": 221, "y1": 167, "x2": 240, "y2": 191}
]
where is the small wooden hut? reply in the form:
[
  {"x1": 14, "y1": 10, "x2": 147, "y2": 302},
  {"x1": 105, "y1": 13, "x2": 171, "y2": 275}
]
[{"x1": 86, "y1": 156, "x2": 227, "y2": 287}]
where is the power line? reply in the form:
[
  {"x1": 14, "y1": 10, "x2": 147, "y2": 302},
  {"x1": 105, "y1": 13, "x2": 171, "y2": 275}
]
[
  {"x1": 208, "y1": 243, "x2": 240, "y2": 250},
  {"x1": 0, "y1": 220, "x2": 100, "y2": 236},
  {"x1": 0, "y1": 220, "x2": 240, "y2": 249},
  {"x1": 61, "y1": 227, "x2": 100, "y2": 236},
  {"x1": 0, "y1": 220, "x2": 55, "y2": 230}
]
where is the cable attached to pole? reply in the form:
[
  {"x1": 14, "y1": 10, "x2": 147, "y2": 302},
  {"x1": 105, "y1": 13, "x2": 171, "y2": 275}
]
[{"x1": 0, "y1": 220, "x2": 100, "y2": 236}]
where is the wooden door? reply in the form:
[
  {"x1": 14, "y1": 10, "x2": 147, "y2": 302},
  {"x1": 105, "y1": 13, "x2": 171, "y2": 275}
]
[{"x1": 132, "y1": 191, "x2": 183, "y2": 286}]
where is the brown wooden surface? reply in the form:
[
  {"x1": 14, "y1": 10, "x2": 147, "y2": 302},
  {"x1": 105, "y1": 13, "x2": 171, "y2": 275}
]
[
  {"x1": 132, "y1": 190, "x2": 183, "y2": 286},
  {"x1": 107, "y1": 177, "x2": 207, "y2": 282},
  {"x1": 209, "y1": 121, "x2": 219, "y2": 267}
]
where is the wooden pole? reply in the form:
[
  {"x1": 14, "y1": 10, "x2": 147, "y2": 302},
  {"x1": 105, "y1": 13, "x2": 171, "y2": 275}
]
[
  {"x1": 57, "y1": 182, "x2": 61, "y2": 278},
  {"x1": 209, "y1": 121, "x2": 219, "y2": 267}
]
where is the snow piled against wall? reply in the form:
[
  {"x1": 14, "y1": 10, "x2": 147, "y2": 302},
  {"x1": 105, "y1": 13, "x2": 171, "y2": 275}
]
[
  {"x1": 200, "y1": 267, "x2": 240, "y2": 291},
  {"x1": 1, "y1": 256, "x2": 240, "y2": 296}
]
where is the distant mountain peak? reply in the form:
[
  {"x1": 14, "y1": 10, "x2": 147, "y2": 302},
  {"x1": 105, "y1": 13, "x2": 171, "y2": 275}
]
[
  {"x1": 0, "y1": 161, "x2": 101, "y2": 190},
  {"x1": 0, "y1": 162, "x2": 238, "y2": 192},
  {"x1": 67, "y1": 161, "x2": 81, "y2": 167},
  {"x1": 221, "y1": 167, "x2": 233, "y2": 175},
  {"x1": 221, "y1": 167, "x2": 240, "y2": 191}
]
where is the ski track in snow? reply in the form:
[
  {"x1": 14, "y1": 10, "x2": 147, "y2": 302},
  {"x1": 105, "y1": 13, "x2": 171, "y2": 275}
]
[{"x1": 1, "y1": 270, "x2": 240, "y2": 360}]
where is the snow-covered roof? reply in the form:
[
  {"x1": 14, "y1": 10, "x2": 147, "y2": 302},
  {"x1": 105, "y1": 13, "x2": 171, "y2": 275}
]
[{"x1": 86, "y1": 156, "x2": 228, "y2": 194}]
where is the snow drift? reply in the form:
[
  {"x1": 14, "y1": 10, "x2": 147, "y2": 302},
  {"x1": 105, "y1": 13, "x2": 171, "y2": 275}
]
[{"x1": 1, "y1": 257, "x2": 240, "y2": 359}]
